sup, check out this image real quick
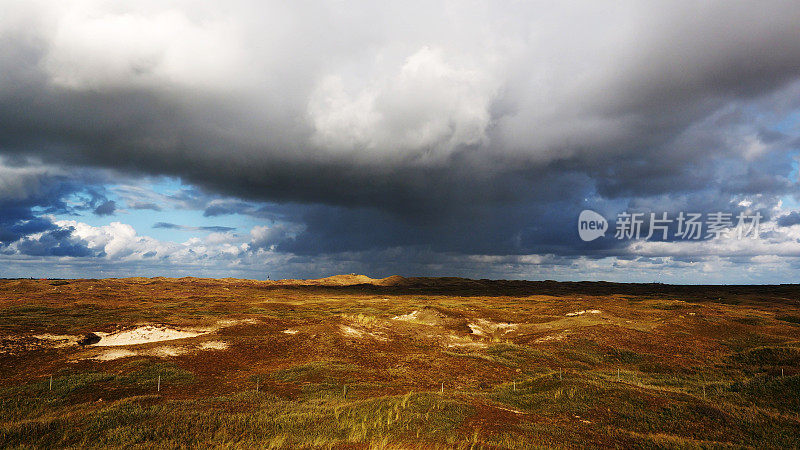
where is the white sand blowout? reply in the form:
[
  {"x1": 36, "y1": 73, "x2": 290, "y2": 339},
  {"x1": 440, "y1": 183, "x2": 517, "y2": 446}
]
[{"x1": 93, "y1": 325, "x2": 210, "y2": 346}]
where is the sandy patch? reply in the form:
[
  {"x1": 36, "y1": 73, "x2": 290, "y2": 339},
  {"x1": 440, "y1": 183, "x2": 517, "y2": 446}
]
[
  {"x1": 199, "y1": 340, "x2": 228, "y2": 350},
  {"x1": 340, "y1": 325, "x2": 365, "y2": 338},
  {"x1": 93, "y1": 349, "x2": 137, "y2": 361},
  {"x1": 282, "y1": 329, "x2": 299, "y2": 335},
  {"x1": 393, "y1": 308, "x2": 452, "y2": 326},
  {"x1": 467, "y1": 324, "x2": 484, "y2": 336},
  {"x1": 86, "y1": 340, "x2": 225, "y2": 361},
  {"x1": 148, "y1": 346, "x2": 187, "y2": 357},
  {"x1": 393, "y1": 310, "x2": 420, "y2": 321},
  {"x1": 339, "y1": 324, "x2": 388, "y2": 341},
  {"x1": 342, "y1": 313, "x2": 382, "y2": 327},
  {"x1": 216, "y1": 318, "x2": 258, "y2": 327},
  {"x1": 391, "y1": 307, "x2": 471, "y2": 333},
  {"x1": 565, "y1": 310, "x2": 601, "y2": 317},
  {"x1": 2, "y1": 335, "x2": 80, "y2": 353},
  {"x1": 33, "y1": 334, "x2": 79, "y2": 348},
  {"x1": 535, "y1": 332, "x2": 568, "y2": 343},
  {"x1": 490, "y1": 405, "x2": 527, "y2": 415},
  {"x1": 94, "y1": 325, "x2": 210, "y2": 347},
  {"x1": 468, "y1": 319, "x2": 517, "y2": 337},
  {"x1": 446, "y1": 341, "x2": 488, "y2": 349}
]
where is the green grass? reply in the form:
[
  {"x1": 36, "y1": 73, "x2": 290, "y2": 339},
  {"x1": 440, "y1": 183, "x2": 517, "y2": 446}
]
[
  {"x1": 0, "y1": 388, "x2": 477, "y2": 448},
  {"x1": 441, "y1": 342, "x2": 548, "y2": 369},
  {"x1": 728, "y1": 374, "x2": 800, "y2": 413},
  {"x1": 117, "y1": 361, "x2": 195, "y2": 387},
  {"x1": 490, "y1": 371, "x2": 800, "y2": 448},
  {"x1": 0, "y1": 361, "x2": 193, "y2": 423},
  {"x1": 2, "y1": 358, "x2": 800, "y2": 448},
  {"x1": 0, "y1": 372, "x2": 115, "y2": 422},
  {"x1": 732, "y1": 346, "x2": 800, "y2": 367},
  {"x1": 271, "y1": 360, "x2": 364, "y2": 384},
  {"x1": 604, "y1": 348, "x2": 644, "y2": 364}
]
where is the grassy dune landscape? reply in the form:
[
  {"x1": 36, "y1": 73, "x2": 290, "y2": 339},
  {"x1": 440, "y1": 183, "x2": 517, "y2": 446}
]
[{"x1": 1, "y1": 276, "x2": 799, "y2": 448}]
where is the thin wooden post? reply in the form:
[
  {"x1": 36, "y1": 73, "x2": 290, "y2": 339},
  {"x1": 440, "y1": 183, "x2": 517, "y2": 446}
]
[
  {"x1": 157, "y1": 374, "x2": 161, "y2": 392},
  {"x1": 513, "y1": 381, "x2": 516, "y2": 392},
  {"x1": 440, "y1": 382, "x2": 444, "y2": 395},
  {"x1": 49, "y1": 375, "x2": 53, "y2": 391},
  {"x1": 256, "y1": 376, "x2": 260, "y2": 392},
  {"x1": 559, "y1": 368, "x2": 562, "y2": 381}
]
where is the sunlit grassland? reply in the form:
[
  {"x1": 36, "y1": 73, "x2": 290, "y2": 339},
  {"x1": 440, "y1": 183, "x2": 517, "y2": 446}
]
[
  {"x1": 1, "y1": 278, "x2": 800, "y2": 448},
  {"x1": 1, "y1": 351, "x2": 798, "y2": 448}
]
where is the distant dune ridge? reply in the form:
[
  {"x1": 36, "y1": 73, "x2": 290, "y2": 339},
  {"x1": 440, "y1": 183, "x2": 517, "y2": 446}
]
[
  {"x1": 258, "y1": 274, "x2": 800, "y2": 296},
  {"x1": 40, "y1": 274, "x2": 800, "y2": 297},
  {"x1": 277, "y1": 274, "x2": 379, "y2": 286},
  {"x1": 274, "y1": 274, "x2": 488, "y2": 288}
]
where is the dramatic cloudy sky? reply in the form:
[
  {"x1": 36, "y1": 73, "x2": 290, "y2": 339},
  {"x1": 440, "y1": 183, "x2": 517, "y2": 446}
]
[{"x1": 2, "y1": 0, "x2": 800, "y2": 282}]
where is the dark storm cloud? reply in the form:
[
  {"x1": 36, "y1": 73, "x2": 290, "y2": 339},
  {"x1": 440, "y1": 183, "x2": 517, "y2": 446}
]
[
  {"x1": 203, "y1": 200, "x2": 254, "y2": 217},
  {"x1": 93, "y1": 200, "x2": 116, "y2": 216},
  {"x1": 1, "y1": 1, "x2": 800, "y2": 262},
  {"x1": 0, "y1": 211, "x2": 56, "y2": 244},
  {"x1": 777, "y1": 211, "x2": 800, "y2": 227},
  {"x1": 0, "y1": 162, "x2": 114, "y2": 256},
  {"x1": 13, "y1": 226, "x2": 94, "y2": 257}
]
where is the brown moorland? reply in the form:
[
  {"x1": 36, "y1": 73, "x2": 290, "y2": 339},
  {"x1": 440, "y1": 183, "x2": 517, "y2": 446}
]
[{"x1": 0, "y1": 276, "x2": 799, "y2": 448}]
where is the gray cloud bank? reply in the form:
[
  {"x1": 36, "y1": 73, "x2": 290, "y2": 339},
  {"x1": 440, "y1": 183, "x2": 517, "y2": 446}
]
[{"x1": 1, "y1": 1, "x2": 800, "y2": 272}]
